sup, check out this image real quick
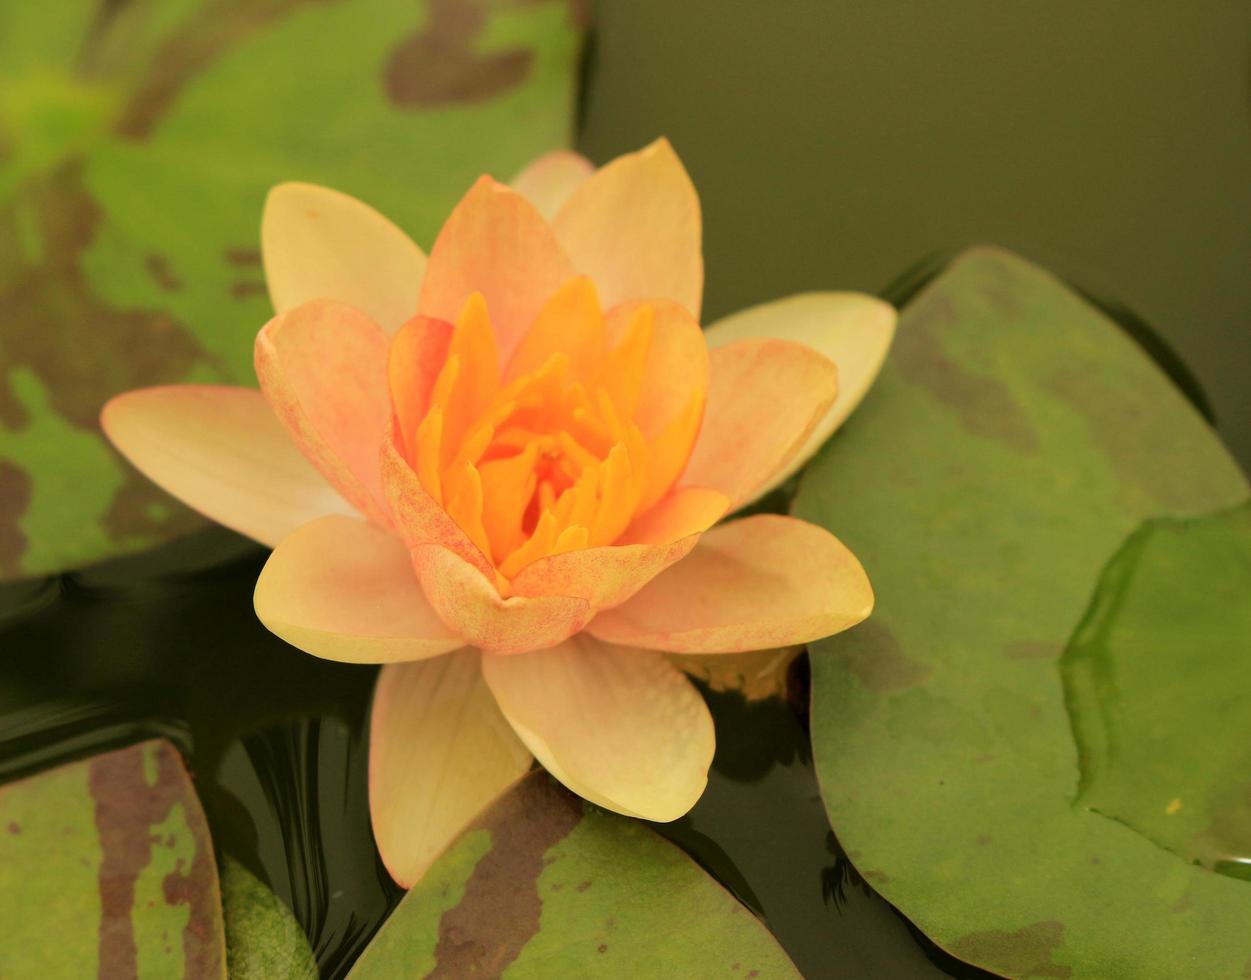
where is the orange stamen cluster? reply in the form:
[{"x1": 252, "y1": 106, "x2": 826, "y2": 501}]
[{"x1": 390, "y1": 278, "x2": 704, "y2": 592}]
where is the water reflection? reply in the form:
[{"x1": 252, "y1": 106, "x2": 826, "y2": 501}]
[
  {"x1": 656, "y1": 676, "x2": 994, "y2": 979},
  {"x1": 0, "y1": 527, "x2": 988, "y2": 978},
  {"x1": 211, "y1": 718, "x2": 401, "y2": 975},
  {"x1": 0, "y1": 531, "x2": 395, "y2": 975}
]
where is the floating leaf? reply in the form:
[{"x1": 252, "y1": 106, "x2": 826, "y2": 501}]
[
  {"x1": 221, "y1": 854, "x2": 318, "y2": 979},
  {"x1": 0, "y1": 0, "x2": 583, "y2": 579},
  {"x1": 796, "y1": 247, "x2": 1251, "y2": 978},
  {"x1": 0, "y1": 739, "x2": 225, "y2": 977},
  {"x1": 349, "y1": 771, "x2": 799, "y2": 978},
  {"x1": 1062, "y1": 503, "x2": 1251, "y2": 880}
]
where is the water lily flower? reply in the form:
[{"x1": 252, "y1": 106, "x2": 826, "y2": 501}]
[{"x1": 102, "y1": 140, "x2": 894, "y2": 887}]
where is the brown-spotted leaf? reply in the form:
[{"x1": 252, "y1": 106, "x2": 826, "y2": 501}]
[
  {"x1": 0, "y1": 739, "x2": 226, "y2": 977},
  {"x1": 797, "y1": 246, "x2": 1250, "y2": 978},
  {"x1": 0, "y1": 0, "x2": 582, "y2": 579},
  {"x1": 349, "y1": 771, "x2": 800, "y2": 978}
]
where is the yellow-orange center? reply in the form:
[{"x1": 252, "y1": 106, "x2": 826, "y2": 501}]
[{"x1": 389, "y1": 277, "x2": 704, "y2": 593}]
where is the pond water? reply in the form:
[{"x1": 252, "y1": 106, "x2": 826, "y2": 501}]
[
  {"x1": 1, "y1": 3, "x2": 1248, "y2": 977},
  {"x1": 0, "y1": 524, "x2": 995, "y2": 978}
]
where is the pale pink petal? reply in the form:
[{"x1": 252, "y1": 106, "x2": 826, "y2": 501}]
[
  {"x1": 481, "y1": 634, "x2": 714, "y2": 821},
  {"x1": 411, "y1": 544, "x2": 591, "y2": 656},
  {"x1": 379, "y1": 433, "x2": 495, "y2": 578},
  {"x1": 508, "y1": 487, "x2": 729, "y2": 610},
  {"x1": 263, "y1": 182, "x2": 426, "y2": 335},
  {"x1": 552, "y1": 138, "x2": 703, "y2": 318},
  {"x1": 509, "y1": 150, "x2": 594, "y2": 220},
  {"x1": 620, "y1": 487, "x2": 730, "y2": 546},
  {"x1": 604, "y1": 298, "x2": 708, "y2": 438},
  {"x1": 101, "y1": 385, "x2": 352, "y2": 547},
  {"x1": 254, "y1": 515, "x2": 464, "y2": 663},
  {"x1": 703, "y1": 292, "x2": 896, "y2": 498},
  {"x1": 388, "y1": 315, "x2": 453, "y2": 463},
  {"x1": 254, "y1": 299, "x2": 392, "y2": 524},
  {"x1": 508, "y1": 541, "x2": 698, "y2": 612},
  {"x1": 587, "y1": 515, "x2": 874, "y2": 654},
  {"x1": 370, "y1": 651, "x2": 531, "y2": 887},
  {"x1": 418, "y1": 176, "x2": 575, "y2": 362},
  {"x1": 681, "y1": 338, "x2": 838, "y2": 509}
]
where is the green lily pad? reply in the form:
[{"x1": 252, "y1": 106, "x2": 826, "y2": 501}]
[
  {"x1": 1062, "y1": 502, "x2": 1251, "y2": 881},
  {"x1": 220, "y1": 854, "x2": 317, "y2": 979},
  {"x1": 0, "y1": 0, "x2": 582, "y2": 580},
  {"x1": 0, "y1": 739, "x2": 225, "y2": 977},
  {"x1": 349, "y1": 771, "x2": 800, "y2": 978},
  {"x1": 795, "y1": 246, "x2": 1251, "y2": 978}
]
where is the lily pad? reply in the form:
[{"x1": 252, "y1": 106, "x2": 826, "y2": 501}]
[
  {"x1": 220, "y1": 854, "x2": 318, "y2": 979},
  {"x1": 795, "y1": 246, "x2": 1251, "y2": 978},
  {"x1": 1061, "y1": 502, "x2": 1251, "y2": 880},
  {"x1": 0, "y1": 0, "x2": 583, "y2": 580},
  {"x1": 0, "y1": 739, "x2": 225, "y2": 977},
  {"x1": 349, "y1": 770, "x2": 800, "y2": 978}
]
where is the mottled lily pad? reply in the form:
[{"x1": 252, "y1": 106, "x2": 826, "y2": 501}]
[
  {"x1": 1062, "y1": 502, "x2": 1251, "y2": 880},
  {"x1": 0, "y1": 739, "x2": 225, "y2": 977},
  {"x1": 795, "y1": 246, "x2": 1251, "y2": 978},
  {"x1": 0, "y1": 0, "x2": 582, "y2": 579},
  {"x1": 221, "y1": 854, "x2": 318, "y2": 979},
  {"x1": 349, "y1": 770, "x2": 800, "y2": 978}
]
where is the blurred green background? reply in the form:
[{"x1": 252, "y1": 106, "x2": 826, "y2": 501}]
[
  {"x1": 579, "y1": 0, "x2": 1251, "y2": 465},
  {"x1": 0, "y1": 0, "x2": 582, "y2": 578}
]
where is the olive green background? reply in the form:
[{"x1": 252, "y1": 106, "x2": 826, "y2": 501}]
[{"x1": 579, "y1": 0, "x2": 1251, "y2": 462}]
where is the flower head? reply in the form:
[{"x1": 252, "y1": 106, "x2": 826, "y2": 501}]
[
  {"x1": 387, "y1": 277, "x2": 712, "y2": 606},
  {"x1": 102, "y1": 140, "x2": 894, "y2": 886}
]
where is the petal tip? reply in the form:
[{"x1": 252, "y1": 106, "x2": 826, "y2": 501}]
[
  {"x1": 262, "y1": 180, "x2": 305, "y2": 209},
  {"x1": 98, "y1": 390, "x2": 128, "y2": 440},
  {"x1": 468, "y1": 173, "x2": 512, "y2": 197},
  {"x1": 643, "y1": 135, "x2": 677, "y2": 159}
]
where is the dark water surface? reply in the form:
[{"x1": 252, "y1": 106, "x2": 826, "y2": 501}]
[
  {"x1": 0, "y1": 527, "x2": 992, "y2": 978},
  {"x1": 2, "y1": 4, "x2": 1249, "y2": 978}
]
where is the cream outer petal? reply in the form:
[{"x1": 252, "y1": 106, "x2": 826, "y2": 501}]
[
  {"x1": 702, "y1": 292, "x2": 896, "y2": 499},
  {"x1": 263, "y1": 182, "x2": 426, "y2": 335},
  {"x1": 481, "y1": 634, "x2": 715, "y2": 822},
  {"x1": 587, "y1": 514, "x2": 874, "y2": 654},
  {"x1": 101, "y1": 385, "x2": 352, "y2": 547},
  {"x1": 254, "y1": 515, "x2": 464, "y2": 664},
  {"x1": 369, "y1": 651, "x2": 531, "y2": 887}
]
